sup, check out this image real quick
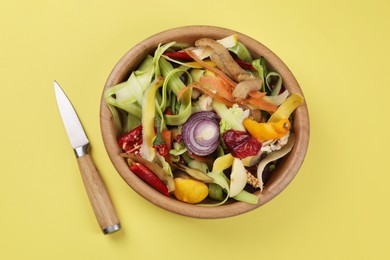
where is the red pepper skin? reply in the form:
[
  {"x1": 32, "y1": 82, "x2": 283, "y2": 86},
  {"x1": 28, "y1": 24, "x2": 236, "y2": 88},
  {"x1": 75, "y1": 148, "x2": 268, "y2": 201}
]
[
  {"x1": 118, "y1": 125, "x2": 143, "y2": 154},
  {"x1": 163, "y1": 51, "x2": 193, "y2": 61},
  {"x1": 153, "y1": 144, "x2": 169, "y2": 157},
  {"x1": 118, "y1": 125, "x2": 169, "y2": 158},
  {"x1": 130, "y1": 162, "x2": 170, "y2": 196},
  {"x1": 222, "y1": 130, "x2": 262, "y2": 159},
  {"x1": 173, "y1": 134, "x2": 183, "y2": 143},
  {"x1": 164, "y1": 108, "x2": 174, "y2": 115},
  {"x1": 234, "y1": 58, "x2": 257, "y2": 71}
]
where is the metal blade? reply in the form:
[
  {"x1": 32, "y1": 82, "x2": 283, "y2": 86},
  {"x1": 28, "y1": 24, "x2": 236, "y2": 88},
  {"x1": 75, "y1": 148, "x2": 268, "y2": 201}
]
[{"x1": 54, "y1": 81, "x2": 89, "y2": 149}]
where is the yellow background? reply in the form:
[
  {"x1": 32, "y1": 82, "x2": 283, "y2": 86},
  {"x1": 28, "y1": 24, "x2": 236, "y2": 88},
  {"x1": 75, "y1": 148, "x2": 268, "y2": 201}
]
[{"x1": 1, "y1": 0, "x2": 389, "y2": 259}]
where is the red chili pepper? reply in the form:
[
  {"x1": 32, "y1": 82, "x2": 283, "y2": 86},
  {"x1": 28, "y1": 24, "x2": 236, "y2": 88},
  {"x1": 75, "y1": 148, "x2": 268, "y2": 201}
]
[
  {"x1": 163, "y1": 51, "x2": 193, "y2": 61},
  {"x1": 234, "y1": 58, "x2": 256, "y2": 71},
  {"x1": 164, "y1": 108, "x2": 174, "y2": 115},
  {"x1": 153, "y1": 144, "x2": 169, "y2": 157},
  {"x1": 222, "y1": 130, "x2": 262, "y2": 158},
  {"x1": 118, "y1": 125, "x2": 170, "y2": 158},
  {"x1": 174, "y1": 134, "x2": 183, "y2": 143},
  {"x1": 129, "y1": 162, "x2": 170, "y2": 196},
  {"x1": 118, "y1": 125, "x2": 143, "y2": 154},
  {"x1": 159, "y1": 130, "x2": 172, "y2": 163}
]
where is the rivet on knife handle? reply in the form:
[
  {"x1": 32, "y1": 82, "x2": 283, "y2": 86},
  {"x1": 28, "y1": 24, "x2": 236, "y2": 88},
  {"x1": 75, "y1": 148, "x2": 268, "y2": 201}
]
[{"x1": 76, "y1": 145, "x2": 121, "y2": 234}]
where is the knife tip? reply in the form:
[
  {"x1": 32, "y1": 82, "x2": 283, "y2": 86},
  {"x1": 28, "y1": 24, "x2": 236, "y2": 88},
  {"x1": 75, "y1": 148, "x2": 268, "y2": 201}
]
[{"x1": 53, "y1": 81, "x2": 63, "y2": 93}]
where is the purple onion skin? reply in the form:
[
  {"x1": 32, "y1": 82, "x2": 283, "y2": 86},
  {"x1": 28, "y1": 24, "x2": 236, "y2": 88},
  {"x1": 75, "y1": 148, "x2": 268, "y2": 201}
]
[{"x1": 182, "y1": 111, "x2": 220, "y2": 156}]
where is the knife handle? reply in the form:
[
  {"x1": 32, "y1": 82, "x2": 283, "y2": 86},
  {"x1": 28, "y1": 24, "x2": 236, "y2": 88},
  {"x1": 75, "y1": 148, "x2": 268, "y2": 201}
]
[{"x1": 76, "y1": 153, "x2": 121, "y2": 234}]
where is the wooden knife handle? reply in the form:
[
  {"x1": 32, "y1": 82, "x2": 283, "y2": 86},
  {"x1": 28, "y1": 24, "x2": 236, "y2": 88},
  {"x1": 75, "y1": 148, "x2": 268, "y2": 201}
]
[{"x1": 77, "y1": 154, "x2": 121, "y2": 234}]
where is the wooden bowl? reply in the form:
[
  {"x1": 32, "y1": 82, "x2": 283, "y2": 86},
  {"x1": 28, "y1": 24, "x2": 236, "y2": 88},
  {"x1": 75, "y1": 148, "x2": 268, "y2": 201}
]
[{"x1": 100, "y1": 25, "x2": 309, "y2": 218}]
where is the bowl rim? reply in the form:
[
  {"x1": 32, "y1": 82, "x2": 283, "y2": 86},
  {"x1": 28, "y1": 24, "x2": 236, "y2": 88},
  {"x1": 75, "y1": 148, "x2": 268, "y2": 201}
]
[{"x1": 100, "y1": 25, "x2": 310, "y2": 218}]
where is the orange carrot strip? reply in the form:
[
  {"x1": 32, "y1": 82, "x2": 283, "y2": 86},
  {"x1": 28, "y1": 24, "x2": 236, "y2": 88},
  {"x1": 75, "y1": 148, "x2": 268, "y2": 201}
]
[
  {"x1": 185, "y1": 50, "x2": 237, "y2": 88},
  {"x1": 177, "y1": 85, "x2": 194, "y2": 101},
  {"x1": 242, "y1": 90, "x2": 277, "y2": 112},
  {"x1": 248, "y1": 91, "x2": 267, "y2": 99},
  {"x1": 177, "y1": 83, "x2": 235, "y2": 107},
  {"x1": 200, "y1": 76, "x2": 233, "y2": 101},
  {"x1": 243, "y1": 97, "x2": 278, "y2": 112},
  {"x1": 161, "y1": 129, "x2": 172, "y2": 164},
  {"x1": 161, "y1": 130, "x2": 172, "y2": 151}
]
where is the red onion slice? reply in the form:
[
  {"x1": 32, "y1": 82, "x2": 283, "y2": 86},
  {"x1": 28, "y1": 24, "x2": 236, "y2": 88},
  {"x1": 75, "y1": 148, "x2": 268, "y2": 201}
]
[{"x1": 182, "y1": 111, "x2": 220, "y2": 156}]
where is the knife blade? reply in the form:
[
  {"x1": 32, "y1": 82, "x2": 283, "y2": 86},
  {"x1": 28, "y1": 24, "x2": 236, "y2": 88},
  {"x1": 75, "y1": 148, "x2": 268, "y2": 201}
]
[{"x1": 54, "y1": 81, "x2": 121, "y2": 234}]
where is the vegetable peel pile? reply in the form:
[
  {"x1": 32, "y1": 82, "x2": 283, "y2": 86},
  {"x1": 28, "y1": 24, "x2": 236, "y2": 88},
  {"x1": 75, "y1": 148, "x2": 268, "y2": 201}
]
[{"x1": 105, "y1": 35, "x2": 304, "y2": 205}]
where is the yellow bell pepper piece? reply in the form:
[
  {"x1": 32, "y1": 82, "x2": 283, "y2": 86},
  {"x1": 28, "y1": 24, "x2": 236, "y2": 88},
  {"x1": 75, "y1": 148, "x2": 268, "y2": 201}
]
[
  {"x1": 173, "y1": 178, "x2": 209, "y2": 204},
  {"x1": 212, "y1": 153, "x2": 234, "y2": 173},
  {"x1": 268, "y1": 93, "x2": 304, "y2": 123},
  {"x1": 243, "y1": 118, "x2": 291, "y2": 142},
  {"x1": 140, "y1": 76, "x2": 164, "y2": 161}
]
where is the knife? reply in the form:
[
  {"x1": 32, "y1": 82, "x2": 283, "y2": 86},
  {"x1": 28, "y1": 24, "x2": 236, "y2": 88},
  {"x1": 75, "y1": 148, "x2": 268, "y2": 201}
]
[{"x1": 54, "y1": 81, "x2": 121, "y2": 235}]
